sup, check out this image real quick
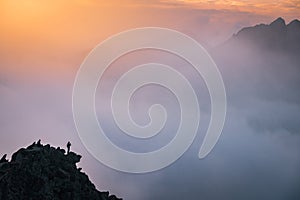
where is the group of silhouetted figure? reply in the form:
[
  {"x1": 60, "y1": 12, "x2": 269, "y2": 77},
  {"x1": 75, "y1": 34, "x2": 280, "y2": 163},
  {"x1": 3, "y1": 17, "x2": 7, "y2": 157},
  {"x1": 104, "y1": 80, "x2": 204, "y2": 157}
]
[{"x1": 0, "y1": 140, "x2": 72, "y2": 163}]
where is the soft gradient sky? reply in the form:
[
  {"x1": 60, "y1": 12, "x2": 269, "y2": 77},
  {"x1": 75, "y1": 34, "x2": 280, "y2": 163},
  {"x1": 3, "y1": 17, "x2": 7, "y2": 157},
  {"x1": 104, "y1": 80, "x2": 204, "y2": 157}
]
[
  {"x1": 1, "y1": 1, "x2": 300, "y2": 199},
  {"x1": 0, "y1": 0, "x2": 298, "y2": 104},
  {"x1": 0, "y1": 0, "x2": 297, "y2": 100},
  {"x1": 1, "y1": 0, "x2": 299, "y2": 76}
]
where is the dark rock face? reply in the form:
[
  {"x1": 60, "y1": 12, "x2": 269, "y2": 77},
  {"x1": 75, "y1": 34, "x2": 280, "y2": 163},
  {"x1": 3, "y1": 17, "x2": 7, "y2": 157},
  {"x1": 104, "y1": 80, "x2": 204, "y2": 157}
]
[
  {"x1": 0, "y1": 142, "x2": 122, "y2": 200},
  {"x1": 211, "y1": 17, "x2": 300, "y2": 108},
  {"x1": 232, "y1": 17, "x2": 300, "y2": 54}
]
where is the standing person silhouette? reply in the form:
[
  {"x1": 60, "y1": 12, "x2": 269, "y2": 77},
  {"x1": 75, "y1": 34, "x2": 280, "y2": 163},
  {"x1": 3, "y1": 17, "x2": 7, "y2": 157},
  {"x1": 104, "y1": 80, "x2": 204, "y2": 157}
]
[{"x1": 67, "y1": 141, "x2": 71, "y2": 154}]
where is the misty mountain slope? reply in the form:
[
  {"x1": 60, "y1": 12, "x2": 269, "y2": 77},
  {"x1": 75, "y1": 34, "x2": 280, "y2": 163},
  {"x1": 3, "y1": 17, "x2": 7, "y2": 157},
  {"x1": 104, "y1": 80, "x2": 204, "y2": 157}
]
[
  {"x1": 0, "y1": 142, "x2": 122, "y2": 200},
  {"x1": 211, "y1": 17, "x2": 300, "y2": 135},
  {"x1": 212, "y1": 17, "x2": 300, "y2": 100},
  {"x1": 232, "y1": 17, "x2": 300, "y2": 53}
]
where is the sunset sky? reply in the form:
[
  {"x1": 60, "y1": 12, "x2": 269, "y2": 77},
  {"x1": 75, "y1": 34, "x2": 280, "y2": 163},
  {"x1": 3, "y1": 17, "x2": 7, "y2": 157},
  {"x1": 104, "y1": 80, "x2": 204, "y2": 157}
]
[
  {"x1": 1, "y1": 0, "x2": 300, "y2": 169},
  {"x1": 1, "y1": 0, "x2": 299, "y2": 76}
]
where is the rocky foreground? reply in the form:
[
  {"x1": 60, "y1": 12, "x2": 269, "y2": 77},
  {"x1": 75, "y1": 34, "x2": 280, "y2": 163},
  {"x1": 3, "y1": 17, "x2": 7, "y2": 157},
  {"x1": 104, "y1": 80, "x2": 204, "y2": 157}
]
[{"x1": 0, "y1": 141, "x2": 122, "y2": 200}]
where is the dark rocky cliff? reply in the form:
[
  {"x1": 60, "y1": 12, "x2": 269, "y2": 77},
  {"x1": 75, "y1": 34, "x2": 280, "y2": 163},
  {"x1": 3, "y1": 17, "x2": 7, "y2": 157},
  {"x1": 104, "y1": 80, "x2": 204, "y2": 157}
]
[
  {"x1": 0, "y1": 141, "x2": 122, "y2": 200},
  {"x1": 232, "y1": 17, "x2": 300, "y2": 53}
]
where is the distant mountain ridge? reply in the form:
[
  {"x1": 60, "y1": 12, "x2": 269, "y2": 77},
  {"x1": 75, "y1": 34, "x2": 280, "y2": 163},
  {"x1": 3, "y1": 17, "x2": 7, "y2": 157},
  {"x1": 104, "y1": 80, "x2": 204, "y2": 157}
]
[
  {"x1": 230, "y1": 17, "x2": 300, "y2": 53},
  {"x1": 211, "y1": 17, "x2": 300, "y2": 108}
]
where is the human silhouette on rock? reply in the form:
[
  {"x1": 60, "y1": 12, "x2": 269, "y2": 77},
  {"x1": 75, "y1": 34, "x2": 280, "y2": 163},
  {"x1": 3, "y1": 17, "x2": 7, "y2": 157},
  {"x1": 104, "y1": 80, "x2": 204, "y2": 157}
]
[{"x1": 67, "y1": 141, "x2": 71, "y2": 154}]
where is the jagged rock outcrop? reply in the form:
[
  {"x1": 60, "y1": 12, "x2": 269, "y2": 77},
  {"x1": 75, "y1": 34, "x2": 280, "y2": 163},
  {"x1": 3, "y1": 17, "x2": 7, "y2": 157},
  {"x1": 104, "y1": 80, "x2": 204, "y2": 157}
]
[
  {"x1": 0, "y1": 141, "x2": 122, "y2": 200},
  {"x1": 231, "y1": 17, "x2": 300, "y2": 53}
]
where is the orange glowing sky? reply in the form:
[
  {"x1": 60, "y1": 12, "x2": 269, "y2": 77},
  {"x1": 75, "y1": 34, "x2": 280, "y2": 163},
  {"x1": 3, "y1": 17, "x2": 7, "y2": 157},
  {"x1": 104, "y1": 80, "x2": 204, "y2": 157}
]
[
  {"x1": 164, "y1": 0, "x2": 300, "y2": 17},
  {"x1": 0, "y1": 0, "x2": 299, "y2": 76}
]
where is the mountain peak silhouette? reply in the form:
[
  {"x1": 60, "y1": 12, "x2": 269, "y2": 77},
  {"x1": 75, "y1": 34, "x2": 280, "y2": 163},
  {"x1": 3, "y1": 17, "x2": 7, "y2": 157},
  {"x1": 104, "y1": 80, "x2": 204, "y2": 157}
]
[
  {"x1": 270, "y1": 17, "x2": 286, "y2": 27},
  {"x1": 287, "y1": 19, "x2": 300, "y2": 30},
  {"x1": 288, "y1": 19, "x2": 300, "y2": 25},
  {"x1": 231, "y1": 17, "x2": 300, "y2": 53},
  {"x1": 0, "y1": 141, "x2": 122, "y2": 200}
]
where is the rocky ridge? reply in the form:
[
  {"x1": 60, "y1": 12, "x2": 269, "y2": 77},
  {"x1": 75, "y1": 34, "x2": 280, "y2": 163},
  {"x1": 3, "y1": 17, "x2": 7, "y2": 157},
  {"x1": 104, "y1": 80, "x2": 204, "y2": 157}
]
[
  {"x1": 0, "y1": 141, "x2": 122, "y2": 200},
  {"x1": 231, "y1": 17, "x2": 300, "y2": 53}
]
